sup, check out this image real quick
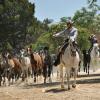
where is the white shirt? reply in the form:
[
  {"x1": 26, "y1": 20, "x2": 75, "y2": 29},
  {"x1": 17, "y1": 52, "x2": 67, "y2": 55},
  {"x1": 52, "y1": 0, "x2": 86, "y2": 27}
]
[{"x1": 53, "y1": 27, "x2": 78, "y2": 42}]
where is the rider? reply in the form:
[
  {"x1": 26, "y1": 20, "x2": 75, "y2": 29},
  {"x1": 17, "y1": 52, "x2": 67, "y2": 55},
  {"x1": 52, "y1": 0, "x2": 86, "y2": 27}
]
[
  {"x1": 88, "y1": 34, "x2": 98, "y2": 52},
  {"x1": 53, "y1": 19, "x2": 79, "y2": 66}
]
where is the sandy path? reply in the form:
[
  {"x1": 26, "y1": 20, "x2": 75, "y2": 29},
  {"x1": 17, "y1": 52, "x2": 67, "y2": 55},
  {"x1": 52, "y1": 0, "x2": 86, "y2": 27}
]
[{"x1": 0, "y1": 68, "x2": 100, "y2": 100}]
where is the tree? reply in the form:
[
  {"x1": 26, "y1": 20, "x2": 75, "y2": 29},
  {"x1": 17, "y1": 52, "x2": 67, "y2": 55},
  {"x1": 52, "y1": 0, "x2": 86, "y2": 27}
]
[
  {"x1": 73, "y1": 7, "x2": 96, "y2": 28},
  {"x1": 87, "y1": 0, "x2": 100, "y2": 10},
  {"x1": 0, "y1": 0, "x2": 35, "y2": 49}
]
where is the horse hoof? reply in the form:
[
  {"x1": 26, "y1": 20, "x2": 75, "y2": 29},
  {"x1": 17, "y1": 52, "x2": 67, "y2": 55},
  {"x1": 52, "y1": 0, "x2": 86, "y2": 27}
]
[
  {"x1": 34, "y1": 79, "x2": 36, "y2": 83},
  {"x1": 68, "y1": 87, "x2": 70, "y2": 90},
  {"x1": 72, "y1": 84, "x2": 76, "y2": 88},
  {"x1": 49, "y1": 79, "x2": 52, "y2": 83},
  {"x1": 61, "y1": 85, "x2": 65, "y2": 89},
  {"x1": 44, "y1": 80, "x2": 46, "y2": 84}
]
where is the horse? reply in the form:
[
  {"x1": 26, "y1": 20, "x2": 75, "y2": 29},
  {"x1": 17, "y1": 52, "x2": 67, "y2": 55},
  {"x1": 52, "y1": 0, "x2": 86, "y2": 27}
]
[
  {"x1": 20, "y1": 49, "x2": 32, "y2": 82},
  {"x1": 6, "y1": 52, "x2": 22, "y2": 85},
  {"x1": 82, "y1": 49, "x2": 91, "y2": 75},
  {"x1": 29, "y1": 52, "x2": 43, "y2": 83},
  {"x1": 40, "y1": 49, "x2": 53, "y2": 83},
  {"x1": 90, "y1": 43, "x2": 100, "y2": 72},
  {"x1": 0, "y1": 53, "x2": 9, "y2": 86},
  {"x1": 58, "y1": 39, "x2": 80, "y2": 90}
]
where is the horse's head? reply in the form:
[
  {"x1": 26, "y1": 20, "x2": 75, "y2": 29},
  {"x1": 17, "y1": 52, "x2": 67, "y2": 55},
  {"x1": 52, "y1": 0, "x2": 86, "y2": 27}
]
[
  {"x1": 20, "y1": 49, "x2": 28, "y2": 58},
  {"x1": 69, "y1": 40, "x2": 77, "y2": 57}
]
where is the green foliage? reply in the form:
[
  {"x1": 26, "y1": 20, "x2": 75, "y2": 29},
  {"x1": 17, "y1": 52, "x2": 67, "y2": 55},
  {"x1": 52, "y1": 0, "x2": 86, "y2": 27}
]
[
  {"x1": 87, "y1": 0, "x2": 99, "y2": 10},
  {"x1": 77, "y1": 27, "x2": 91, "y2": 50},
  {"x1": 32, "y1": 32, "x2": 56, "y2": 52},
  {"x1": 73, "y1": 7, "x2": 96, "y2": 28},
  {"x1": 0, "y1": 0, "x2": 45, "y2": 50},
  {"x1": 6, "y1": 42, "x2": 13, "y2": 51}
]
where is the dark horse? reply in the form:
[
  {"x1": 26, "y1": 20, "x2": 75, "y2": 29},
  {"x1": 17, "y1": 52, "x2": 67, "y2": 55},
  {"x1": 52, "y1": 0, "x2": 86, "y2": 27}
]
[
  {"x1": 40, "y1": 47, "x2": 52, "y2": 83},
  {"x1": 0, "y1": 53, "x2": 9, "y2": 86},
  {"x1": 82, "y1": 49, "x2": 91, "y2": 75}
]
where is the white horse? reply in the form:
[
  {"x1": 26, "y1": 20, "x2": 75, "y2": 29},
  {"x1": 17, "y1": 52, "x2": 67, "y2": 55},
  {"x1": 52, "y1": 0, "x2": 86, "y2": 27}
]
[
  {"x1": 59, "y1": 39, "x2": 80, "y2": 90},
  {"x1": 20, "y1": 49, "x2": 32, "y2": 82},
  {"x1": 90, "y1": 43, "x2": 100, "y2": 72}
]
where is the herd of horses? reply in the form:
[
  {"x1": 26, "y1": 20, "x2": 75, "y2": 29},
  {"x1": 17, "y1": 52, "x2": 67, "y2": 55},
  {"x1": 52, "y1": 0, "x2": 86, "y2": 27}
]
[
  {"x1": 0, "y1": 40, "x2": 99, "y2": 90},
  {"x1": 0, "y1": 48, "x2": 53, "y2": 86}
]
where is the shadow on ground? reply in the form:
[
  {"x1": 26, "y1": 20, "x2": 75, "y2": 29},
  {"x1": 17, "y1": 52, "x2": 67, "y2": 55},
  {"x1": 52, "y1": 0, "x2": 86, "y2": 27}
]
[{"x1": 20, "y1": 73, "x2": 100, "y2": 90}]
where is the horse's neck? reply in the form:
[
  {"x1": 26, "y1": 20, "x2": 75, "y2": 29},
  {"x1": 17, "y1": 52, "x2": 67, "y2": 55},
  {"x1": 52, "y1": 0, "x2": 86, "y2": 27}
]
[{"x1": 64, "y1": 45, "x2": 71, "y2": 56}]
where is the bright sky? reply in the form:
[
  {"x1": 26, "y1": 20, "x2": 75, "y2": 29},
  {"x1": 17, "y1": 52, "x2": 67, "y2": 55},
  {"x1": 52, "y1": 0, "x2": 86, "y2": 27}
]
[{"x1": 28, "y1": 0, "x2": 99, "y2": 22}]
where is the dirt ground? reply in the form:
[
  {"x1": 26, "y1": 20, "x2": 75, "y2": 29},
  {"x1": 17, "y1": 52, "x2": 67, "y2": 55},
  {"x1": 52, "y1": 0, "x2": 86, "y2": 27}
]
[{"x1": 0, "y1": 68, "x2": 100, "y2": 100}]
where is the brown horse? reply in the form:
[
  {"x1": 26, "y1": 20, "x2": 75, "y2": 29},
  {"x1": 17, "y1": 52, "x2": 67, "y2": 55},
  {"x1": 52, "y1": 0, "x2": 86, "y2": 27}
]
[
  {"x1": 6, "y1": 53, "x2": 22, "y2": 85},
  {"x1": 30, "y1": 52, "x2": 43, "y2": 83}
]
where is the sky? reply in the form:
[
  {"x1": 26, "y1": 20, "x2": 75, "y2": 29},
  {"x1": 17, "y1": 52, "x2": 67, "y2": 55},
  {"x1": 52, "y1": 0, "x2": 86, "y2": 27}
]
[{"x1": 28, "y1": 0, "x2": 100, "y2": 22}]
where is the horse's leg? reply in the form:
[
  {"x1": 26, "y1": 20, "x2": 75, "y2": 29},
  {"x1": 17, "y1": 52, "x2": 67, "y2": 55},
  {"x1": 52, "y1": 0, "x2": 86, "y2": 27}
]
[
  {"x1": 25, "y1": 69, "x2": 28, "y2": 84},
  {"x1": 92, "y1": 59, "x2": 95, "y2": 72},
  {"x1": 57, "y1": 69, "x2": 59, "y2": 80},
  {"x1": 43, "y1": 65, "x2": 47, "y2": 84},
  {"x1": 8, "y1": 73, "x2": 11, "y2": 86},
  {"x1": 72, "y1": 68, "x2": 77, "y2": 88},
  {"x1": 78, "y1": 60, "x2": 81, "y2": 72},
  {"x1": 31, "y1": 67, "x2": 34, "y2": 78},
  {"x1": 83, "y1": 62, "x2": 85, "y2": 72},
  {"x1": 88, "y1": 63, "x2": 90, "y2": 75},
  {"x1": 2, "y1": 70, "x2": 6, "y2": 86},
  {"x1": 60, "y1": 65, "x2": 64, "y2": 89},
  {"x1": 30, "y1": 65, "x2": 34, "y2": 79},
  {"x1": 28, "y1": 66, "x2": 32, "y2": 78},
  {"x1": 0, "y1": 80, "x2": 1, "y2": 86},
  {"x1": 17, "y1": 68, "x2": 21, "y2": 81},
  {"x1": 86, "y1": 63, "x2": 88, "y2": 73},
  {"x1": 66, "y1": 69, "x2": 70, "y2": 90},
  {"x1": 7, "y1": 68, "x2": 13, "y2": 86},
  {"x1": 84, "y1": 62, "x2": 87, "y2": 73},
  {"x1": 34, "y1": 70, "x2": 37, "y2": 83},
  {"x1": 11, "y1": 72, "x2": 14, "y2": 85},
  {"x1": 48, "y1": 65, "x2": 52, "y2": 83},
  {"x1": 3, "y1": 75, "x2": 6, "y2": 86},
  {"x1": 0, "y1": 71, "x2": 2, "y2": 86}
]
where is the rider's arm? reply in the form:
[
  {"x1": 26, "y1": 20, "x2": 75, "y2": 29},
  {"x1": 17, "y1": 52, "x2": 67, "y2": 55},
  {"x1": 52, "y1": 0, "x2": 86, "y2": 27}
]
[{"x1": 53, "y1": 29, "x2": 67, "y2": 37}]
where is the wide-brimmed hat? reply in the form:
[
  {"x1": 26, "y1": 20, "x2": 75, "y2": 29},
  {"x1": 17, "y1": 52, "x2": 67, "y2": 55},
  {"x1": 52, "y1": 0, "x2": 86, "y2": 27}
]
[
  {"x1": 91, "y1": 34, "x2": 96, "y2": 37},
  {"x1": 66, "y1": 19, "x2": 74, "y2": 24}
]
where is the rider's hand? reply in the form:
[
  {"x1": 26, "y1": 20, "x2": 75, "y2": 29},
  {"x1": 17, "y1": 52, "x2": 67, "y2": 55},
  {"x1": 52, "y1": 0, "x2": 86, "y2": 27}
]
[{"x1": 53, "y1": 34, "x2": 57, "y2": 37}]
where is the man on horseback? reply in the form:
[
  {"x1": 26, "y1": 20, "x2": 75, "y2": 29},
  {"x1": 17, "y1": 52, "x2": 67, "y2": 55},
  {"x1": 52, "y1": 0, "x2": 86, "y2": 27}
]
[
  {"x1": 89, "y1": 34, "x2": 99, "y2": 52},
  {"x1": 53, "y1": 19, "x2": 79, "y2": 66}
]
